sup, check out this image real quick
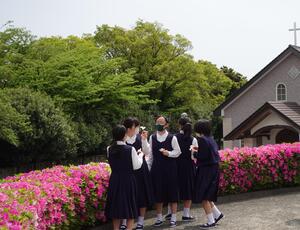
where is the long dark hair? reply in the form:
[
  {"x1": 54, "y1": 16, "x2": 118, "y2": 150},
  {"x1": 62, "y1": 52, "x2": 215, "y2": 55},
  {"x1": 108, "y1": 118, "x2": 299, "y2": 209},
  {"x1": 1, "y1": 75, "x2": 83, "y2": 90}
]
[
  {"x1": 178, "y1": 114, "x2": 192, "y2": 140},
  {"x1": 109, "y1": 125, "x2": 126, "y2": 155}
]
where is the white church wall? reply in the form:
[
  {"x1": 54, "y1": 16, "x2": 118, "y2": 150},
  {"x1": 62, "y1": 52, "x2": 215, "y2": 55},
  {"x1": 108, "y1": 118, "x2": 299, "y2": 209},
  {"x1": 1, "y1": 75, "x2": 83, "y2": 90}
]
[
  {"x1": 223, "y1": 53, "x2": 300, "y2": 131},
  {"x1": 250, "y1": 111, "x2": 291, "y2": 135},
  {"x1": 224, "y1": 140, "x2": 234, "y2": 149},
  {"x1": 222, "y1": 117, "x2": 232, "y2": 137},
  {"x1": 243, "y1": 138, "x2": 255, "y2": 147}
]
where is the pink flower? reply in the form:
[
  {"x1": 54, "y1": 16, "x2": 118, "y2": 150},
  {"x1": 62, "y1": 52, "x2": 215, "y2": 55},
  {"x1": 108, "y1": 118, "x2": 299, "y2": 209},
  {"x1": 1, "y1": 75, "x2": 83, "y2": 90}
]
[{"x1": 0, "y1": 162, "x2": 111, "y2": 229}]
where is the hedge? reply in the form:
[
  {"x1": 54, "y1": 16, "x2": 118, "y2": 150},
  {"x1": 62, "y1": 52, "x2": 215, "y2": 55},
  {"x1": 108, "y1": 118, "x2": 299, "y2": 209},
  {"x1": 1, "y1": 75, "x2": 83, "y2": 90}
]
[{"x1": 0, "y1": 142, "x2": 300, "y2": 229}]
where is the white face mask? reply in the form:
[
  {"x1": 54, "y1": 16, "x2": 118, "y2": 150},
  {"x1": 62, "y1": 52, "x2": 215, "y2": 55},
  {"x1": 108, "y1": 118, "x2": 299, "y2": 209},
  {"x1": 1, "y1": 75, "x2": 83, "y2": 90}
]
[{"x1": 135, "y1": 127, "x2": 140, "y2": 135}]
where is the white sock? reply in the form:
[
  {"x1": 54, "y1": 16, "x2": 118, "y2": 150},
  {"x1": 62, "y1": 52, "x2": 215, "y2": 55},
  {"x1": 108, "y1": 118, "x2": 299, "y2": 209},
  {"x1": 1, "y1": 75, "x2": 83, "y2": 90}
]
[
  {"x1": 171, "y1": 214, "x2": 177, "y2": 222},
  {"x1": 212, "y1": 205, "x2": 221, "y2": 219},
  {"x1": 207, "y1": 213, "x2": 215, "y2": 225},
  {"x1": 183, "y1": 208, "x2": 190, "y2": 217},
  {"x1": 167, "y1": 204, "x2": 171, "y2": 215},
  {"x1": 157, "y1": 213, "x2": 163, "y2": 221},
  {"x1": 122, "y1": 219, "x2": 127, "y2": 225},
  {"x1": 137, "y1": 216, "x2": 144, "y2": 225}
]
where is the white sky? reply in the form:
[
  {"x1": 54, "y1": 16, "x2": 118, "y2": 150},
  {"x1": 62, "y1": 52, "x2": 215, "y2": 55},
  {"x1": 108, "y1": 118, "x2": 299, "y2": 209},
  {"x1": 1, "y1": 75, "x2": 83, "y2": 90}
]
[{"x1": 1, "y1": 0, "x2": 300, "y2": 78}]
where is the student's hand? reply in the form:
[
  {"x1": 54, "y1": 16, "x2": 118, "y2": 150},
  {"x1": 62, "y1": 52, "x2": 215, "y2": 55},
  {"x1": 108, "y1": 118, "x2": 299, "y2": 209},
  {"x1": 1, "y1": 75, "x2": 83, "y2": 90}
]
[
  {"x1": 160, "y1": 148, "x2": 169, "y2": 157},
  {"x1": 141, "y1": 130, "x2": 148, "y2": 140},
  {"x1": 137, "y1": 149, "x2": 144, "y2": 156},
  {"x1": 190, "y1": 145, "x2": 198, "y2": 152}
]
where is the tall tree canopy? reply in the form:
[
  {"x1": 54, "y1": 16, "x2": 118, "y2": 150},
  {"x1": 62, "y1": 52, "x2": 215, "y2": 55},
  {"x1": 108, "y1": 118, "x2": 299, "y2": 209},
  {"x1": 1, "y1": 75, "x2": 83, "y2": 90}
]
[{"x1": 0, "y1": 21, "x2": 246, "y2": 165}]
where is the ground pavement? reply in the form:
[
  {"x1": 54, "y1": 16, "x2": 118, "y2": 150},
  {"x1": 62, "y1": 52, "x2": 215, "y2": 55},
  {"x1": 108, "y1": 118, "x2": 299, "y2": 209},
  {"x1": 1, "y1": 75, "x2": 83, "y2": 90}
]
[{"x1": 91, "y1": 186, "x2": 300, "y2": 230}]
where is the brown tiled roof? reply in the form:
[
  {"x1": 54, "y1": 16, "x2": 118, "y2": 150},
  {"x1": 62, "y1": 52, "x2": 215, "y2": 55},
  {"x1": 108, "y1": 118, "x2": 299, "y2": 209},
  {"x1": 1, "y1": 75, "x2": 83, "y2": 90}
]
[{"x1": 268, "y1": 101, "x2": 300, "y2": 126}]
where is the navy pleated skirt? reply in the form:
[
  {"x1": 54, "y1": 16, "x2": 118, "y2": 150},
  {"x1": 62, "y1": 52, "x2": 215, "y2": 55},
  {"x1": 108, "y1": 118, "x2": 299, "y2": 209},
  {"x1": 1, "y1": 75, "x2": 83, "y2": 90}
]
[
  {"x1": 177, "y1": 159, "x2": 195, "y2": 200},
  {"x1": 193, "y1": 164, "x2": 219, "y2": 203},
  {"x1": 105, "y1": 172, "x2": 138, "y2": 219},
  {"x1": 134, "y1": 157, "x2": 155, "y2": 208},
  {"x1": 151, "y1": 159, "x2": 179, "y2": 203}
]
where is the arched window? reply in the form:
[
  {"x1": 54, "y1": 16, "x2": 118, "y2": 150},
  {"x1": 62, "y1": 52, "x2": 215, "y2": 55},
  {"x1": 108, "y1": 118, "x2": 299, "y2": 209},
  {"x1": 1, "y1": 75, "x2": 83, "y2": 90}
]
[{"x1": 276, "y1": 83, "x2": 287, "y2": 101}]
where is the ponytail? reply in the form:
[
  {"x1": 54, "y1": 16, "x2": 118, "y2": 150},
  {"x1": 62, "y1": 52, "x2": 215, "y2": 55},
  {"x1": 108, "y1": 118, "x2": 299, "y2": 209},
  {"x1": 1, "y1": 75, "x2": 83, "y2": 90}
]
[
  {"x1": 178, "y1": 113, "x2": 192, "y2": 140},
  {"x1": 182, "y1": 122, "x2": 192, "y2": 140}
]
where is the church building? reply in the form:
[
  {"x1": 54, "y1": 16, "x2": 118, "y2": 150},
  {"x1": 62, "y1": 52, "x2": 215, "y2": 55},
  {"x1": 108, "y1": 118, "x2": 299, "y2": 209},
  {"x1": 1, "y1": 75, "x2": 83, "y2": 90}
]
[{"x1": 214, "y1": 45, "x2": 300, "y2": 148}]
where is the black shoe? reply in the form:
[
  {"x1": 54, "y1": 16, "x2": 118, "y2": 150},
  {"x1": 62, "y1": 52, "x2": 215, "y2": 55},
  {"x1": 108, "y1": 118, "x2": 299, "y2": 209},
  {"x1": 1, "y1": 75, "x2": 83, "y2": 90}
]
[
  {"x1": 182, "y1": 216, "x2": 195, "y2": 222},
  {"x1": 120, "y1": 224, "x2": 127, "y2": 230},
  {"x1": 153, "y1": 220, "x2": 163, "y2": 227},
  {"x1": 215, "y1": 213, "x2": 224, "y2": 224},
  {"x1": 164, "y1": 213, "x2": 172, "y2": 220},
  {"x1": 134, "y1": 224, "x2": 143, "y2": 230},
  {"x1": 169, "y1": 221, "x2": 177, "y2": 228},
  {"x1": 199, "y1": 223, "x2": 216, "y2": 229}
]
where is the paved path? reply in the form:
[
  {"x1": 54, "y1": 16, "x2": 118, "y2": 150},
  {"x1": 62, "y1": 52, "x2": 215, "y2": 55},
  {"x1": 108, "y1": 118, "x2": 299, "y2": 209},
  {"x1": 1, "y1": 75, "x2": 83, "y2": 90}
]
[{"x1": 92, "y1": 187, "x2": 300, "y2": 230}]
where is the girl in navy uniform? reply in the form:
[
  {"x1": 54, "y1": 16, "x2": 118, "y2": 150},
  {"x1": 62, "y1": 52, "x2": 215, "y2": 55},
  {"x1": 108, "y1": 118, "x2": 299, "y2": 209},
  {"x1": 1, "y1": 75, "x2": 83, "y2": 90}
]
[
  {"x1": 121, "y1": 117, "x2": 154, "y2": 230},
  {"x1": 105, "y1": 125, "x2": 144, "y2": 230},
  {"x1": 175, "y1": 114, "x2": 198, "y2": 221},
  {"x1": 191, "y1": 120, "x2": 224, "y2": 229},
  {"x1": 148, "y1": 116, "x2": 181, "y2": 228}
]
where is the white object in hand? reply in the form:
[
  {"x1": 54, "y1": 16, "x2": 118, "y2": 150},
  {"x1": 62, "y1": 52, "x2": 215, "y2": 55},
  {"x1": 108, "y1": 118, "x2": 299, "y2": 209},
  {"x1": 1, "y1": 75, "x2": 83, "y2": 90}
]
[{"x1": 190, "y1": 145, "x2": 195, "y2": 151}]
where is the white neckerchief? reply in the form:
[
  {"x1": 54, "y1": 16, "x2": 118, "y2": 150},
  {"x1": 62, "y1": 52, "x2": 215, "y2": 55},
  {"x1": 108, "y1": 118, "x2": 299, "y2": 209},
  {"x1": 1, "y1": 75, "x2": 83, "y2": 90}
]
[
  {"x1": 156, "y1": 130, "x2": 169, "y2": 142},
  {"x1": 116, "y1": 141, "x2": 126, "y2": 145},
  {"x1": 126, "y1": 134, "x2": 137, "y2": 145}
]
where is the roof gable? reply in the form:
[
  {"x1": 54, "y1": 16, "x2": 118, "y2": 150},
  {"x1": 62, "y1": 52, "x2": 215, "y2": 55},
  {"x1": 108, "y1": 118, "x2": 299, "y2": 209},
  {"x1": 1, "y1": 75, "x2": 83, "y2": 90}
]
[
  {"x1": 214, "y1": 45, "x2": 300, "y2": 116},
  {"x1": 224, "y1": 101, "x2": 300, "y2": 140}
]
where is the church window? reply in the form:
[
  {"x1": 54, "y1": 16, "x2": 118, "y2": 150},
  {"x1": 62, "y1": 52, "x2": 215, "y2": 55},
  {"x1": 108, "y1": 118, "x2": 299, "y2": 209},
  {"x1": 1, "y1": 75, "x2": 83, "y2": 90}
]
[{"x1": 276, "y1": 83, "x2": 287, "y2": 101}]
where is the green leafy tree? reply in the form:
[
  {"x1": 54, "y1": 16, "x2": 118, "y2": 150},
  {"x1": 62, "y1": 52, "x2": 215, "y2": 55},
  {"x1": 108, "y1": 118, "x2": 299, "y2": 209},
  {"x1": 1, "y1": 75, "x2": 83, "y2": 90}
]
[
  {"x1": 221, "y1": 65, "x2": 247, "y2": 96},
  {"x1": 0, "y1": 21, "x2": 246, "y2": 160},
  {"x1": 0, "y1": 23, "x2": 35, "y2": 88},
  {"x1": 0, "y1": 93, "x2": 31, "y2": 146},
  {"x1": 0, "y1": 88, "x2": 79, "y2": 163}
]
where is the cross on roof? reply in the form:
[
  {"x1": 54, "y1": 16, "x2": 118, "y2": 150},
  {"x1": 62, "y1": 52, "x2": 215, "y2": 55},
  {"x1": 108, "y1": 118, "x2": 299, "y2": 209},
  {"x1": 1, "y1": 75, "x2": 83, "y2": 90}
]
[{"x1": 289, "y1": 22, "x2": 300, "y2": 46}]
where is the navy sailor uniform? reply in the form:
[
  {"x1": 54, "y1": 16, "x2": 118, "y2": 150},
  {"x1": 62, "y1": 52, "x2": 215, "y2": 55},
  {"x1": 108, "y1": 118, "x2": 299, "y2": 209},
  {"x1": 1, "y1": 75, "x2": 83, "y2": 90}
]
[
  {"x1": 148, "y1": 131, "x2": 181, "y2": 203},
  {"x1": 126, "y1": 134, "x2": 154, "y2": 208},
  {"x1": 175, "y1": 132, "x2": 198, "y2": 201},
  {"x1": 105, "y1": 141, "x2": 143, "y2": 219},
  {"x1": 193, "y1": 136, "x2": 220, "y2": 203}
]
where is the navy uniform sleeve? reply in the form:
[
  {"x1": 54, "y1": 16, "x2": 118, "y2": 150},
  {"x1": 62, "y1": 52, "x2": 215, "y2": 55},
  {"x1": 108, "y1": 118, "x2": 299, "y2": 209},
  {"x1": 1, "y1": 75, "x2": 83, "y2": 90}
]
[{"x1": 193, "y1": 137, "x2": 210, "y2": 161}]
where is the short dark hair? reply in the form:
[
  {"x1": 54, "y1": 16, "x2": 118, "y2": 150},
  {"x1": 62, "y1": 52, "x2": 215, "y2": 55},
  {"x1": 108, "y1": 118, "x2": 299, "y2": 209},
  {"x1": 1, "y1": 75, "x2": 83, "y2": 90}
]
[
  {"x1": 112, "y1": 125, "x2": 126, "y2": 141},
  {"x1": 109, "y1": 125, "x2": 127, "y2": 155},
  {"x1": 123, "y1": 117, "x2": 136, "y2": 129},
  {"x1": 194, "y1": 119, "x2": 211, "y2": 136},
  {"x1": 132, "y1": 117, "x2": 140, "y2": 127}
]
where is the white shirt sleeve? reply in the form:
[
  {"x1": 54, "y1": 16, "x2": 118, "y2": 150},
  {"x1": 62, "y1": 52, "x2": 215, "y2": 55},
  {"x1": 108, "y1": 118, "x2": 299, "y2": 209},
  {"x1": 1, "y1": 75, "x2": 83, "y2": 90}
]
[
  {"x1": 106, "y1": 146, "x2": 110, "y2": 158},
  {"x1": 141, "y1": 139, "x2": 151, "y2": 156},
  {"x1": 167, "y1": 136, "x2": 182, "y2": 158},
  {"x1": 146, "y1": 136, "x2": 153, "y2": 170},
  {"x1": 192, "y1": 137, "x2": 198, "y2": 147},
  {"x1": 191, "y1": 137, "x2": 198, "y2": 160},
  {"x1": 131, "y1": 147, "x2": 143, "y2": 170}
]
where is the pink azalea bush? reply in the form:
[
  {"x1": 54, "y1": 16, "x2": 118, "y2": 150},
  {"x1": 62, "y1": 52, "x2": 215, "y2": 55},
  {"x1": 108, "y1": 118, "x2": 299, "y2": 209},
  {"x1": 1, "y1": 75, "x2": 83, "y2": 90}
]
[
  {"x1": 219, "y1": 142, "x2": 300, "y2": 194},
  {"x1": 0, "y1": 143, "x2": 299, "y2": 229},
  {"x1": 0, "y1": 162, "x2": 110, "y2": 229}
]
